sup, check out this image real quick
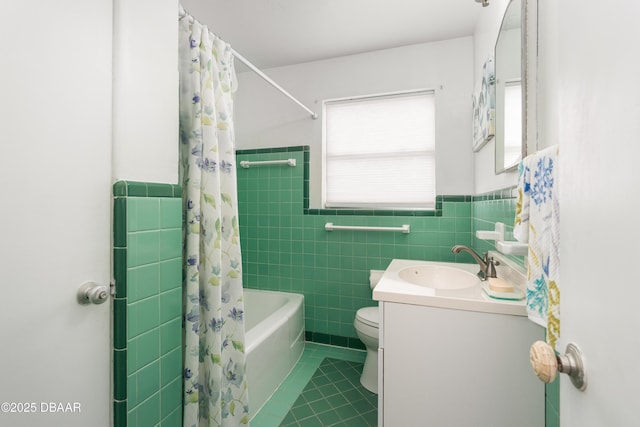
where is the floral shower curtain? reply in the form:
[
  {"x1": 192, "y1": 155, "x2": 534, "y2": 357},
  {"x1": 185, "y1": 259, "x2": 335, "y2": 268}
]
[{"x1": 179, "y1": 8, "x2": 249, "y2": 427}]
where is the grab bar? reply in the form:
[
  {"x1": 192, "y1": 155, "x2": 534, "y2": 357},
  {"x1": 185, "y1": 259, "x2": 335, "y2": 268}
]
[
  {"x1": 240, "y1": 159, "x2": 296, "y2": 168},
  {"x1": 324, "y1": 222, "x2": 410, "y2": 234}
]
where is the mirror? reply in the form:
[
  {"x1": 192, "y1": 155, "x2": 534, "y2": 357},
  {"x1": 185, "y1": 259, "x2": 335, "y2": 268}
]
[{"x1": 495, "y1": 0, "x2": 526, "y2": 173}]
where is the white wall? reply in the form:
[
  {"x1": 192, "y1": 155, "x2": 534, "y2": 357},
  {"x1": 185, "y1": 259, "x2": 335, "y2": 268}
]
[
  {"x1": 234, "y1": 37, "x2": 474, "y2": 207},
  {"x1": 112, "y1": 0, "x2": 179, "y2": 184},
  {"x1": 536, "y1": 0, "x2": 558, "y2": 153},
  {"x1": 472, "y1": 0, "x2": 520, "y2": 194}
]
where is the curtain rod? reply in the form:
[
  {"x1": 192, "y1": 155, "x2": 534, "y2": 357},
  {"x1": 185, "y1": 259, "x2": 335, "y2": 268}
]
[
  {"x1": 179, "y1": 6, "x2": 318, "y2": 120},
  {"x1": 231, "y1": 49, "x2": 318, "y2": 120}
]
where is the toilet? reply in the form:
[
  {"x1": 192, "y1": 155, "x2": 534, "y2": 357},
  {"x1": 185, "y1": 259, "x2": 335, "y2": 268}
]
[{"x1": 354, "y1": 270, "x2": 383, "y2": 393}]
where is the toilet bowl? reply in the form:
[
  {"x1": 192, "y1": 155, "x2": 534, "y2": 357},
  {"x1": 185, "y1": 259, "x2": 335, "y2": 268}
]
[
  {"x1": 354, "y1": 306, "x2": 379, "y2": 393},
  {"x1": 354, "y1": 270, "x2": 383, "y2": 394}
]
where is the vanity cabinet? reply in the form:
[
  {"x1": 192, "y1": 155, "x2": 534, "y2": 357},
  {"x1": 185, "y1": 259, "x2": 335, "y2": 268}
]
[{"x1": 378, "y1": 301, "x2": 544, "y2": 427}]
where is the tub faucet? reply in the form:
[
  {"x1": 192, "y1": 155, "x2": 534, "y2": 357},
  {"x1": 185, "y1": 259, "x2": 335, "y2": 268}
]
[{"x1": 451, "y1": 245, "x2": 499, "y2": 281}]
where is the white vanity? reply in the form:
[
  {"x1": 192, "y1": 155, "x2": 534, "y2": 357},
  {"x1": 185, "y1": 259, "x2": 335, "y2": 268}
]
[{"x1": 373, "y1": 255, "x2": 544, "y2": 427}]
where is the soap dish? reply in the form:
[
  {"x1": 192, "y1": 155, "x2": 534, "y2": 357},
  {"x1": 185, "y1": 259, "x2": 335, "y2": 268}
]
[
  {"x1": 495, "y1": 240, "x2": 528, "y2": 256},
  {"x1": 482, "y1": 284, "x2": 525, "y2": 301}
]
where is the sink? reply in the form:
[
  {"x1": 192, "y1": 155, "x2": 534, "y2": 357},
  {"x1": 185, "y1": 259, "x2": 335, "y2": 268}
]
[
  {"x1": 397, "y1": 264, "x2": 480, "y2": 289},
  {"x1": 373, "y1": 258, "x2": 527, "y2": 316}
]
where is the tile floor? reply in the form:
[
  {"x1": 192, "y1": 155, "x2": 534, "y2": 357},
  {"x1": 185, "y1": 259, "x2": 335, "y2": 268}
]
[{"x1": 251, "y1": 343, "x2": 377, "y2": 427}]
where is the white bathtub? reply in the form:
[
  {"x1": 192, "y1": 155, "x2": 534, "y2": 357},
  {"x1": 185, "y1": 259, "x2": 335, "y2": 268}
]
[{"x1": 244, "y1": 288, "x2": 305, "y2": 419}]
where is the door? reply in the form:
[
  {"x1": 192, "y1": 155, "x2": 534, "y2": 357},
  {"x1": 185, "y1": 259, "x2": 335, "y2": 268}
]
[
  {"x1": 544, "y1": 0, "x2": 640, "y2": 424},
  {"x1": 0, "y1": 2, "x2": 113, "y2": 426}
]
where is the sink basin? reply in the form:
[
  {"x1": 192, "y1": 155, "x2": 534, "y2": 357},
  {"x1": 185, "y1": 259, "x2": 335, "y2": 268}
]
[
  {"x1": 373, "y1": 258, "x2": 527, "y2": 316},
  {"x1": 397, "y1": 264, "x2": 480, "y2": 289}
]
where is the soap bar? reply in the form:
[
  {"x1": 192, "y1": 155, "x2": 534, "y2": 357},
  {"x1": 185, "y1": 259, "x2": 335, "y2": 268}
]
[{"x1": 488, "y1": 277, "x2": 514, "y2": 293}]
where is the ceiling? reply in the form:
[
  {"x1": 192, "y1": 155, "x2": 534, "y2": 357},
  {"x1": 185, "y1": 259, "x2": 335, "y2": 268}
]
[{"x1": 179, "y1": 0, "x2": 483, "y2": 70}]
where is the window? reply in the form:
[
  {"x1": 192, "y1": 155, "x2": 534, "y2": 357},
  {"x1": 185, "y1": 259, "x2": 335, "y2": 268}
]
[
  {"x1": 503, "y1": 80, "x2": 522, "y2": 169},
  {"x1": 323, "y1": 90, "x2": 436, "y2": 209}
]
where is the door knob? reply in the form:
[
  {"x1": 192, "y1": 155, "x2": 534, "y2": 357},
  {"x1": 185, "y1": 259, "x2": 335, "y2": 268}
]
[
  {"x1": 529, "y1": 340, "x2": 587, "y2": 391},
  {"x1": 77, "y1": 281, "x2": 110, "y2": 305}
]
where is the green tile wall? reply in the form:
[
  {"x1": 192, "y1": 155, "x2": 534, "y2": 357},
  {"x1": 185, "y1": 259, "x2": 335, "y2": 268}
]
[
  {"x1": 472, "y1": 187, "x2": 525, "y2": 269},
  {"x1": 545, "y1": 377, "x2": 560, "y2": 427},
  {"x1": 236, "y1": 147, "x2": 476, "y2": 347},
  {"x1": 113, "y1": 181, "x2": 183, "y2": 427}
]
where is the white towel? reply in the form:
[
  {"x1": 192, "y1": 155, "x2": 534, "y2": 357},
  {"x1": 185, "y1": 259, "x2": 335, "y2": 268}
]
[{"x1": 516, "y1": 145, "x2": 560, "y2": 349}]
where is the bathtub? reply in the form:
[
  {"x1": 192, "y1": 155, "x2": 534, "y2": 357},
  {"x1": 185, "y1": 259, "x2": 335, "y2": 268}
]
[{"x1": 244, "y1": 288, "x2": 305, "y2": 419}]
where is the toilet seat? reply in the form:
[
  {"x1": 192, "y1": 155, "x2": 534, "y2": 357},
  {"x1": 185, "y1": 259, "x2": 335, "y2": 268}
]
[{"x1": 356, "y1": 306, "x2": 379, "y2": 328}]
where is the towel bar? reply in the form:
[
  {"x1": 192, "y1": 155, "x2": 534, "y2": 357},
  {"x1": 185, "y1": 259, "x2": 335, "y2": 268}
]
[
  {"x1": 240, "y1": 159, "x2": 296, "y2": 168},
  {"x1": 324, "y1": 222, "x2": 410, "y2": 234}
]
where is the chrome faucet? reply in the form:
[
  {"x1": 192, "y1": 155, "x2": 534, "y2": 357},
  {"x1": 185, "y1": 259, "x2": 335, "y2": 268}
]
[{"x1": 451, "y1": 245, "x2": 499, "y2": 281}]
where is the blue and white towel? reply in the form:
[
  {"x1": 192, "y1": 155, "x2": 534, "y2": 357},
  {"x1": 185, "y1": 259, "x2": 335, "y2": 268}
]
[
  {"x1": 514, "y1": 145, "x2": 560, "y2": 349},
  {"x1": 513, "y1": 156, "x2": 532, "y2": 242}
]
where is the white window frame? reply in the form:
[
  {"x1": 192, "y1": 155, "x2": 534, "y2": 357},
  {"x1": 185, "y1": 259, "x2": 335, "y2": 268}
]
[{"x1": 321, "y1": 89, "x2": 436, "y2": 210}]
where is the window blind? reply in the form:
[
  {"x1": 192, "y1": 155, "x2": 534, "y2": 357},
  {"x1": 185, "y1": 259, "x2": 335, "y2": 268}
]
[{"x1": 324, "y1": 91, "x2": 436, "y2": 209}]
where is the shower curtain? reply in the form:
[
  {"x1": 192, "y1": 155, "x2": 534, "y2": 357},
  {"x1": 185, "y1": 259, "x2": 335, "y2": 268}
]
[{"x1": 179, "y1": 9, "x2": 249, "y2": 427}]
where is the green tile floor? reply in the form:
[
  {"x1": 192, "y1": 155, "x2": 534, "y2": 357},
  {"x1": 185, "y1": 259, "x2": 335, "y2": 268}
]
[
  {"x1": 252, "y1": 343, "x2": 375, "y2": 427},
  {"x1": 280, "y1": 358, "x2": 377, "y2": 427}
]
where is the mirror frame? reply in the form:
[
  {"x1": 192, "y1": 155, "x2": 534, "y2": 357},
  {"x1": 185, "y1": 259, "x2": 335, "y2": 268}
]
[{"x1": 494, "y1": 0, "x2": 533, "y2": 174}]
